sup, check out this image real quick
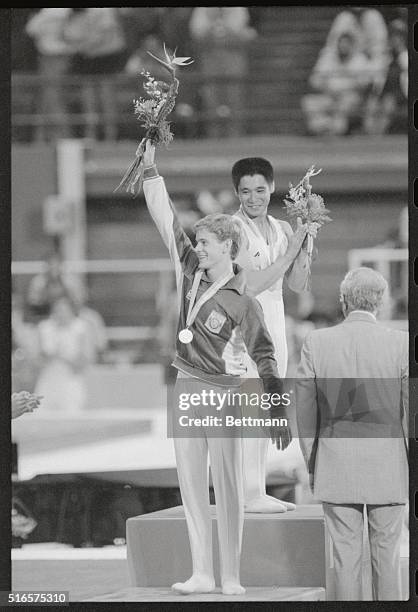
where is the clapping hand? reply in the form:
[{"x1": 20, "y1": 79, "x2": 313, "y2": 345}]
[
  {"x1": 286, "y1": 217, "x2": 308, "y2": 261},
  {"x1": 12, "y1": 391, "x2": 42, "y2": 420}
]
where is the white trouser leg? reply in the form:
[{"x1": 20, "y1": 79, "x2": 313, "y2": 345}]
[
  {"x1": 173, "y1": 435, "x2": 213, "y2": 577},
  {"x1": 243, "y1": 436, "x2": 268, "y2": 500},
  {"x1": 208, "y1": 434, "x2": 244, "y2": 586},
  {"x1": 240, "y1": 376, "x2": 293, "y2": 512}
]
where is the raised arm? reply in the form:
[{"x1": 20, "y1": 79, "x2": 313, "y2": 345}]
[
  {"x1": 282, "y1": 220, "x2": 315, "y2": 293},
  {"x1": 237, "y1": 218, "x2": 311, "y2": 297},
  {"x1": 142, "y1": 141, "x2": 198, "y2": 278}
]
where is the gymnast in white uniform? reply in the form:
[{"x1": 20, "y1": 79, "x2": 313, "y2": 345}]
[{"x1": 232, "y1": 157, "x2": 317, "y2": 513}]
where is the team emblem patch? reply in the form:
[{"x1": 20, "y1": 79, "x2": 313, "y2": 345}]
[
  {"x1": 186, "y1": 289, "x2": 192, "y2": 300},
  {"x1": 204, "y1": 310, "x2": 226, "y2": 334}
]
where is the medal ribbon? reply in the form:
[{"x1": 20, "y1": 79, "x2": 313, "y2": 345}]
[
  {"x1": 185, "y1": 269, "x2": 234, "y2": 329},
  {"x1": 238, "y1": 206, "x2": 276, "y2": 265}
]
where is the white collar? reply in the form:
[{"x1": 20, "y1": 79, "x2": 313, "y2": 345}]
[{"x1": 350, "y1": 310, "x2": 377, "y2": 321}]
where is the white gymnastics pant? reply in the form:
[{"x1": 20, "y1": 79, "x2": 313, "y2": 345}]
[
  {"x1": 241, "y1": 345, "x2": 287, "y2": 504},
  {"x1": 173, "y1": 376, "x2": 244, "y2": 584},
  {"x1": 242, "y1": 436, "x2": 269, "y2": 502}
]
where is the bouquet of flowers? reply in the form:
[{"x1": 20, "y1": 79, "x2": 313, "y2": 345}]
[
  {"x1": 283, "y1": 165, "x2": 332, "y2": 259},
  {"x1": 115, "y1": 44, "x2": 193, "y2": 195}
]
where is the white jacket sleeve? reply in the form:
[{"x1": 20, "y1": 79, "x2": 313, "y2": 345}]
[{"x1": 143, "y1": 173, "x2": 198, "y2": 284}]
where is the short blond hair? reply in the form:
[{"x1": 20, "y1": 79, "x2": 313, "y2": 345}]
[{"x1": 194, "y1": 214, "x2": 242, "y2": 260}]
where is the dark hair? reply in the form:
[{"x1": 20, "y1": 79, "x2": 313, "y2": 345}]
[
  {"x1": 231, "y1": 157, "x2": 274, "y2": 191},
  {"x1": 194, "y1": 213, "x2": 242, "y2": 260},
  {"x1": 338, "y1": 32, "x2": 356, "y2": 44}
]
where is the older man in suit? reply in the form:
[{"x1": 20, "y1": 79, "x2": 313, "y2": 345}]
[{"x1": 296, "y1": 267, "x2": 408, "y2": 600}]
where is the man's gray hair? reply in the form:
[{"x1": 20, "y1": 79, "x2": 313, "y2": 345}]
[{"x1": 340, "y1": 267, "x2": 388, "y2": 313}]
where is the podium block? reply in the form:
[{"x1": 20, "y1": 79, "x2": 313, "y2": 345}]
[
  {"x1": 84, "y1": 586, "x2": 326, "y2": 602},
  {"x1": 127, "y1": 505, "x2": 327, "y2": 588}
]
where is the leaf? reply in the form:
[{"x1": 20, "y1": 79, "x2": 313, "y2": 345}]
[
  {"x1": 163, "y1": 42, "x2": 172, "y2": 64},
  {"x1": 172, "y1": 57, "x2": 194, "y2": 66}
]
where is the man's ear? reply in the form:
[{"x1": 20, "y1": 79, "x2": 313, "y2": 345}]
[
  {"x1": 224, "y1": 238, "x2": 232, "y2": 254},
  {"x1": 269, "y1": 181, "x2": 275, "y2": 194},
  {"x1": 339, "y1": 295, "x2": 347, "y2": 317}
]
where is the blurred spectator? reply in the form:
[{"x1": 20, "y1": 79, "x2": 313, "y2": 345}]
[
  {"x1": 118, "y1": 8, "x2": 160, "y2": 59},
  {"x1": 302, "y1": 32, "x2": 372, "y2": 135},
  {"x1": 189, "y1": 7, "x2": 256, "y2": 137},
  {"x1": 34, "y1": 295, "x2": 93, "y2": 413},
  {"x1": 12, "y1": 391, "x2": 41, "y2": 420},
  {"x1": 64, "y1": 8, "x2": 128, "y2": 140},
  {"x1": 196, "y1": 190, "x2": 223, "y2": 216},
  {"x1": 12, "y1": 292, "x2": 41, "y2": 393},
  {"x1": 157, "y1": 8, "x2": 194, "y2": 57},
  {"x1": 124, "y1": 35, "x2": 168, "y2": 78},
  {"x1": 321, "y1": 7, "x2": 394, "y2": 135},
  {"x1": 26, "y1": 251, "x2": 81, "y2": 322},
  {"x1": 365, "y1": 19, "x2": 407, "y2": 135},
  {"x1": 25, "y1": 8, "x2": 75, "y2": 141},
  {"x1": 76, "y1": 291, "x2": 108, "y2": 363},
  {"x1": 196, "y1": 189, "x2": 236, "y2": 215},
  {"x1": 12, "y1": 292, "x2": 37, "y2": 355},
  {"x1": 120, "y1": 8, "x2": 193, "y2": 59},
  {"x1": 324, "y1": 7, "x2": 389, "y2": 89},
  {"x1": 65, "y1": 8, "x2": 127, "y2": 74},
  {"x1": 375, "y1": 206, "x2": 408, "y2": 319},
  {"x1": 378, "y1": 206, "x2": 408, "y2": 250}
]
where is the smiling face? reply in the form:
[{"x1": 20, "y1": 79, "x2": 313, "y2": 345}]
[
  {"x1": 236, "y1": 174, "x2": 274, "y2": 219},
  {"x1": 195, "y1": 228, "x2": 231, "y2": 270}
]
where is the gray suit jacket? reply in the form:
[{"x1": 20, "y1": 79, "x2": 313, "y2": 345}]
[{"x1": 296, "y1": 311, "x2": 408, "y2": 504}]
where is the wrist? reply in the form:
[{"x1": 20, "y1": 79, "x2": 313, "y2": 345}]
[
  {"x1": 269, "y1": 405, "x2": 288, "y2": 422},
  {"x1": 143, "y1": 164, "x2": 159, "y2": 180}
]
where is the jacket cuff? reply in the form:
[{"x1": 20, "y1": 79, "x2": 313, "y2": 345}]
[
  {"x1": 143, "y1": 164, "x2": 159, "y2": 180},
  {"x1": 262, "y1": 377, "x2": 284, "y2": 397}
]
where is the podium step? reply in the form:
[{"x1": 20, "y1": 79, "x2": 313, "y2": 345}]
[
  {"x1": 84, "y1": 586, "x2": 326, "y2": 602},
  {"x1": 127, "y1": 504, "x2": 327, "y2": 588}
]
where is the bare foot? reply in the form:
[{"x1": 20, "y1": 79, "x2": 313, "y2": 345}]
[
  {"x1": 171, "y1": 575, "x2": 216, "y2": 594},
  {"x1": 244, "y1": 494, "x2": 287, "y2": 513},
  {"x1": 222, "y1": 581, "x2": 245, "y2": 595}
]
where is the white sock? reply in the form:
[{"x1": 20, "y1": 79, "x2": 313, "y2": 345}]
[
  {"x1": 171, "y1": 574, "x2": 215, "y2": 594},
  {"x1": 222, "y1": 581, "x2": 245, "y2": 596}
]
